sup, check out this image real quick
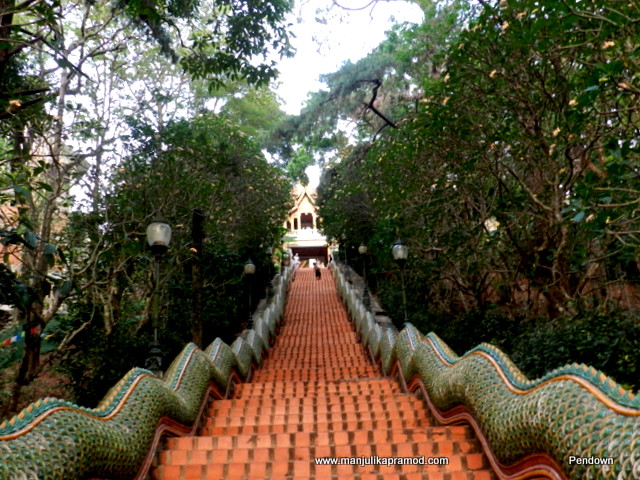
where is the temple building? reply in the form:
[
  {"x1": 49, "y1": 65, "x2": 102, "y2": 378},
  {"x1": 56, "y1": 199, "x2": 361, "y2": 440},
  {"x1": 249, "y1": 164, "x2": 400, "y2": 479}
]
[{"x1": 283, "y1": 184, "x2": 329, "y2": 266}]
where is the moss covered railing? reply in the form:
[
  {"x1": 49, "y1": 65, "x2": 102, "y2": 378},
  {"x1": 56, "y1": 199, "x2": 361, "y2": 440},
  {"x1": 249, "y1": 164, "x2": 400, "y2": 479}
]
[
  {"x1": 0, "y1": 265, "x2": 295, "y2": 480},
  {"x1": 333, "y1": 265, "x2": 640, "y2": 480}
]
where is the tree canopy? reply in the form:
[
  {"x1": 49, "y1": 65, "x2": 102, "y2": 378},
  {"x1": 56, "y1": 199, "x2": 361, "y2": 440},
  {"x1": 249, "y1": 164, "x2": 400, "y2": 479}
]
[
  {"x1": 268, "y1": 0, "x2": 470, "y2": 181},
  {"x1": 0, "y1": 0, "x2": 295, "y2": 417}
]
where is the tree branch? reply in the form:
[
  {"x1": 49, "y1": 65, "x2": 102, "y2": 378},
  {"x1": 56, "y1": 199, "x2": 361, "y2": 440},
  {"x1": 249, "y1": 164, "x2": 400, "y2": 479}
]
[
  {"x1": 332, "y1": 0, "x2": 377, "y2": 11},
  {"x1": 356, "y1": 78, "x2": 397, "y2": 131}
]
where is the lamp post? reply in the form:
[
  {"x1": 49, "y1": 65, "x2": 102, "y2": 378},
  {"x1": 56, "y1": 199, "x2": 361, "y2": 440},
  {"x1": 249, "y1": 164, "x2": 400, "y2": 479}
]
[
  {"x1": 392, "y1": 238, "x2": 409, "y2": 325},
  {"x1": 358, "y1": 243, "x2": 371, "y2": 310},
  {"x1": 145, "y1": 219, "x2": 172, "y2": 377},
  {"x1": 343, "y1": 238, "x2": 351, "y2": 281},
  {"x1": 266, "y1": 247, "x2": 274, "y2": 299},
  {"x1": 244, "y1": 259, "x2": 256, "y2": 328}
]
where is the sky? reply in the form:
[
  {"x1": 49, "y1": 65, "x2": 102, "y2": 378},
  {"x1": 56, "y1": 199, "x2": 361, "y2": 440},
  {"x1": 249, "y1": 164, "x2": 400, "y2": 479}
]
[{"x1": 274, "y1": 1, "x2": 425, "y2": 115}]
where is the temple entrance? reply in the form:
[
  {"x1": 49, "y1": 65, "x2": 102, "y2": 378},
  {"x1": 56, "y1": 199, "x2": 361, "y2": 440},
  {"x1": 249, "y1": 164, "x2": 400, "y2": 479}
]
[
  {"x1": 291, "y1": 246, "x2": 328, "y2": 266},
  {"x1": 300, "y1": 212, "x2": 314, "y2": 229}
]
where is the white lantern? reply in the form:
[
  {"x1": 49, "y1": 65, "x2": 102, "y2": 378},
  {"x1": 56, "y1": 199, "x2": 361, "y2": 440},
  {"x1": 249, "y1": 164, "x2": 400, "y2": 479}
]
[
  {"x1": 244, "y1": 259, "x2": 256, "y2": 275},
  {"x1": 392, "y1": 239, "x2": 408, "y2": 266},
  {"x1": 146, "y1": 220, "x2": 172, "y2": 254}
]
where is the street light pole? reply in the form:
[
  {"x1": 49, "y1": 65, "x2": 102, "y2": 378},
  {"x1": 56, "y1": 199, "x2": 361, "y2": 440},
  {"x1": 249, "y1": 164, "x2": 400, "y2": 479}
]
[
  {"x1": 399, "y1": 267, "x2": 408, "y2": 325},
  {"x1": 392, "y1": 239, "x2": 409, "y2": 325},
  {"x1": 359, "y1": 243, "x2": 371, "y2": 310},
  {"x1": 145, "y1": 219, "x2": 172, "y2": 377},
  {"x1": 244, "y1": 259, "x2": 256, "y2": 328},
  {"x1": 151, "y1": 254, "x2": 160, "y2": 341},
  {"x1": 266, "y1": 247, "x2": 274, "y2": 300},
  {"x1": 343, "y1": 240, "x2": 351, "y2": 282}
]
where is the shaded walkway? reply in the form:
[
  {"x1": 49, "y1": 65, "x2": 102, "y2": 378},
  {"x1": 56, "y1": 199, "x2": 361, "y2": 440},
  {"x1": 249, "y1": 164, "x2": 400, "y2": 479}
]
[{"x1": 153, "y1": 268, "x2": 495, "y2": 479}]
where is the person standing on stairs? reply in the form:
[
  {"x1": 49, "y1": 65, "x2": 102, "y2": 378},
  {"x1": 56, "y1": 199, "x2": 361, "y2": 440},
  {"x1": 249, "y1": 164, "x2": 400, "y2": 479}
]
[{"x1": 314, "y1": 262, "x2": 321, "y2": 280}]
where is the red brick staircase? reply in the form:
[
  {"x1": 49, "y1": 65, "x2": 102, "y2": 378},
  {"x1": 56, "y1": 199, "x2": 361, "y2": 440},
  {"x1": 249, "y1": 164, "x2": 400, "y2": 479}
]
[{"x1": 152, "y1": 268, "x2": 496, "y2": 480}]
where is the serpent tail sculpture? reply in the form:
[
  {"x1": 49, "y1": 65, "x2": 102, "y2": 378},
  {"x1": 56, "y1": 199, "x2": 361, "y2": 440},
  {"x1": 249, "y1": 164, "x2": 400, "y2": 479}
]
[
  {"x1": 334, "y1": 266, "x2": 639, "y2": 480},
  {"x1": 0, "y1": 267, "x2": 292, "y2": 480}
]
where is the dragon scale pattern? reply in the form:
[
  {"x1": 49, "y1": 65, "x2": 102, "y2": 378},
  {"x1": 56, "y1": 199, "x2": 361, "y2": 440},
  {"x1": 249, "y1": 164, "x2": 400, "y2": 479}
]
[
  {"x1": 334, "y1": 266, "x2": 639, "y2": 480},
  {"x1": 0, "y1": 267, "x2": 293, "y2": 480}
]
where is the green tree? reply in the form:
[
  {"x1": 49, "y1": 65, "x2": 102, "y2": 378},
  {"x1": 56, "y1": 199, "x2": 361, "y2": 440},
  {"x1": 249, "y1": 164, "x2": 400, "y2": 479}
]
[
  {"x1": 271, "y1": 0, "x2": 469, "y2": 162},
  {"x1": 423, "y1": 0, "x2": 640, "y2": 316},
  {"x1": 220, "y1": 87, "x2": 288, "y2": 149},
  {"x1": 317, "y1": 0, "x2": 640, "y2": 388},
  {"x1": 55, "y1": 113, "x2": 292, "y2": 405},
  {"x1": 321, "y1": 0, "x2": 640, "y2": 317},
  {"x1": 0, "y1": 0, "x2": 296, "y2": 417}
]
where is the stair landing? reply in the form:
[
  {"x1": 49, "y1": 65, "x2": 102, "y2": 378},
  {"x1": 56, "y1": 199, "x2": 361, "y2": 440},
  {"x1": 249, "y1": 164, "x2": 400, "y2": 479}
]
[{"x1": 152, "y1": 268, "x2": 496, "y2": 479}]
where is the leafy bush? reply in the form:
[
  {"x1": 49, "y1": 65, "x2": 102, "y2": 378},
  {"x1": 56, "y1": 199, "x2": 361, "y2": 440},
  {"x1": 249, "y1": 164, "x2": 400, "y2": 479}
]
[
  {"x1": 405, "y1": 303, "x2": 639, "y2": 393},
  {"x1": 58, "y1": 309, "x2": 148, "y2": 408},
  {"x1": 511, "y1": 309, "x2": 640, "y2": 392}
]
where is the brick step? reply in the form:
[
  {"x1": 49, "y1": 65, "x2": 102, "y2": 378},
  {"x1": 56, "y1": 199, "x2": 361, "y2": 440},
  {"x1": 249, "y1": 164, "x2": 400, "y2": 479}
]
[
  {"x1": 265, "y1": 347, "x2": 367, "y2": 358},
  {"x1": 273, "y1": 333, "x2": 358, "y2": 340},
  {"x1": 280, "y1": 306, "x2": 349, "y2": 312},
  {"x1": 264, "y1": 354, "x2": 366, "y2": 360},
  {"x1": 235, "y1": 379, "x2": 400, "y2": 397},
  {"x1": 271, "y1": 326, "x2": 359, "y2": 332},
  {"x1": 255, "y1": 368, "x2": 382, "y2": 379},
  {"x1": 153, "y1": 464, "x2": 494, "y2": 480},
  {"x1": 271, "y1": 326, "x2": 357, "y2": 333},
  {"x1": 276, "y1": 321, "x2": 354, "y2": 328},
  {"x1": 274, "y1": 327, "x2": 356, "y2": 334},
  {"x1": 262, "y1": 352, "x2": 368, "y2": 361},
  {"x1": 208, "y1": 393, "x2": 424, "y2": 411},
  {"x1": 268, "y1": 340, "x2": 363, "y2": 347},
  {"x1": 166, "y1": 426, "x2": 475, "y2": 451},
  {"x1": 201, "y1": 417, "x2": 431, "y2": 436},
  {"x1": 251, "y1": 368, "x2": 381, "y2": 382},
  {"x1": 263, "y1": 354, "x2": 367, "y2": 362},
  {"x1": 259, "y1": 362, "x2": 374, "y2": 370},
  {"x1": 207, "y1": 401, "x2": 424, "y2": 419},
  {"x1": 157, "y1": 439, "x2": 486, "y2": 465},
  {"x1": 281, "y1": 313, "x2": 350, "y2": 319},
  {"x1": 275, "y1": 326, "x2": 354, "y2": 332},
  {"x1": 267, "y1": 343, "x2": 363, "y2": 352},
  {"x1": 203, "y1": 406, "x2": 430, "y2": 429},
  {"x1": 204, "y1": 409, "x2": 430, "y2": 429},
  {"x1": 153, "y1": 450, "x2": 493, "y2": 479},
  {"x1": 276, "y1": 327, "x2": 354, "y2": 333},
  {"x1": 269, "y1": 344, "x2": 360, "y2": 349}
]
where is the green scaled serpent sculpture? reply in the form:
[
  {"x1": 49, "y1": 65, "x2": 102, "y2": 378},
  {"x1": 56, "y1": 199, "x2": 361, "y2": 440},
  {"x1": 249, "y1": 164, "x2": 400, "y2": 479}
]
[
  {"x1": 0, "y1": 265, "x2": 293, "y2": 480},
  {"x1": 333, "y1": 265, "x2": 639, "y2": 480}
]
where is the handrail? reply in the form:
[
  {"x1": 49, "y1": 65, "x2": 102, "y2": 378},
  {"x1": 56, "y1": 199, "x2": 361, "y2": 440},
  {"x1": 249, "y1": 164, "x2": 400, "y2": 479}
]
[
  {"x1": 332, "y1": 264, "x2": 640, "y2": 480},
  {"x1": 0, "y1": 264, "x2": 295, "y2": 480}
]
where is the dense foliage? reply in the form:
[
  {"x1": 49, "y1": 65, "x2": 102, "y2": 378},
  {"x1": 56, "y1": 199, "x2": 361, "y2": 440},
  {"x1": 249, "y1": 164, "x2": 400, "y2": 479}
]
[
  {"x1": 0, "y1": 0, "x2": 295, "y2": 417},
  {"x1": 317, "y1": 0, "x2": 640, "y2": 390},
  {"x1": 46, "y1": 113, "x2": 291, "y2": 406}
]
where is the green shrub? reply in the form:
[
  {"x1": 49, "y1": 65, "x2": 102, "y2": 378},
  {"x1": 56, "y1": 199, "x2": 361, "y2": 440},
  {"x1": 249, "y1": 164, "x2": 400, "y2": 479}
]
[
  {"x1": 58, "y1": 309, "x2": 148, "y2": 407},
  {"x1": 511, "y1": 309, "x2": 640, "y2": 392}
]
